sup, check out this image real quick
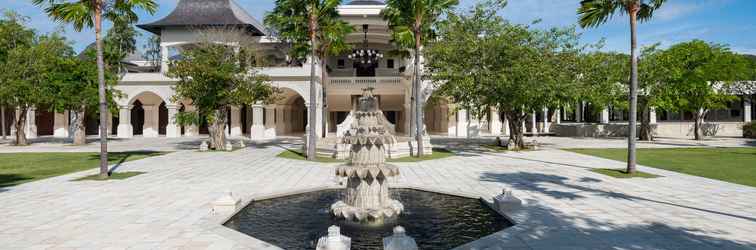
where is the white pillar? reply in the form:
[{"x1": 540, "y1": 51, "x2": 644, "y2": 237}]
[
  {"x1": 165, "y1": 105, "x2": 180, "y2": 138},
  {"x1": 744, "y1": 97, "x2": 752, "y2": 123},
  {"x1": 160, "y1": 45, "x2": 169, "y2": 74},
  {"x1": 490, "y1": 108, "x2": 502, "y2": 136},
  {"x1": 447, "y1": 107, "x2": 456, "y2": 137},
  {"x1": 229, "y1": 106, "x2": 242, "y2": 137},
  {"x1": 142, "y1": 105, "x2": 159, "y2": 137},
  {"x1": 542, "y1": 107, "x2": 550, "y2": 133},
  {"x1": 183, "y1": 105, "x2": 198, "y2": 136},
  {"x1": 502, "y1": 115, "x2": 510, "y2": 136},
  {"x1": 264, "y1": 105, "x2": 277, "y2": 139},
  {"x1": 250, "y1": 104, "x2": 265, "y2": 140},
  {"x1": 649, "y1": 107, "x2": 658, "y2": 125},
  {"x1": 456, "y1": 109, "x2": 468, "y2": 137},
  {"x1": 530, "y1": 111, "x2": 537, "y2": 135},
  {"x1": 25, "y1": 107, "x2": 37, "y2": 139},
  {"x1": 53, "y1": 111, "x2": 69, "y2": 138},
  {"x1": 556, "y1": 107, "x2": 562, "y2": 124},
  {"x1": 600, "y1": 107, "x2": 610, "y2": 124},
  {"x1": 117, "y1": 105, "x2": 133, "y2": 138}
]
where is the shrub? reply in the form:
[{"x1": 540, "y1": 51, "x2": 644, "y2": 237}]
[{"x1": 744, "y1": 122, "x2": 756, "y2": 138}]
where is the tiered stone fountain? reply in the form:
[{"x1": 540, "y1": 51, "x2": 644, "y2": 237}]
[{"x1": 331, "y1": 88, "x2": 404, "y2": 223}]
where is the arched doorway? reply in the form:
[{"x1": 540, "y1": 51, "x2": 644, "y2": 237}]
[
  {"x1": 128, "y1": 91, "x2": 168, "y2": 137},
  {"x1": 158, "y1": 102, "x2": 168, "y2": 135},
  {"x1": 131, "y1": 100, "x2": 145, "y2": 135},
  {"x1": 275, "y1": 88, "x2": 308, "y2": 136}
]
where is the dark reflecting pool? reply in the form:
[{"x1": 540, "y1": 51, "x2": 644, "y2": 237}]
[{"x1": 224, "y1": 189, "x2": 513, "y2": 250}]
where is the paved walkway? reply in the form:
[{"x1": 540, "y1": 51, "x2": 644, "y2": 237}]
[{"x1": 1, "y1": 138, "x2": 755, "y2": 249}]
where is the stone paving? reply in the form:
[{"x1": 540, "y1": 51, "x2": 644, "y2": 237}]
[{"x1": 0, "y1": 138, "x2": 755, "y2": 249}]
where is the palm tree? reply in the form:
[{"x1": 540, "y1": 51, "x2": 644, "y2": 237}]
[
  {"x1": 265, "y1": 0, "x2": 347, "y2": 161},
  {"x1": 32, "y1": 0, "x2": 157, "y2": 179},
  {"x1": 578, "y1": 0, "x2": 666, "y2": 174},
  {"x1": 383, "y1": 0, "x2": 458, "y2": 157}
]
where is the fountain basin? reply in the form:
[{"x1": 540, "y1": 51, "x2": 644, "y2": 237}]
[{"x1": 223, "y1": 188, "x2": 513, "y2": 250}]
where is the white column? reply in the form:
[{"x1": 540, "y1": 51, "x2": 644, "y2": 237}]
[
  {"x1": 250, "y1": 104, "x2": 265, "y2": 140},
  {"x1": 25, "y1": 107, "x2": 37, "y2": 139},
  {"x1": 650, "y1": 107, "x2": 658, "y2": 125},
  {"x1": 117, "y1": 105, "x2": 133, "y2": 138},
  {"x1": 456, "y1": 109, "x2": 468, "y2": 137},
  {"x1": 165, "y1": 104, "x2": 181, "y2": 138},
  {"x1": 576, "y1": 102, "x2": 583, "y2": 122},
  {"x1": 530, "y1": 111, "x2": 537, "y2": 135},
  {"x1": 744, "y1": 97, "x2": 752, "y2": 123},
  {"x1": 264, "y1": 105, "x2": 277, "y2": 139},
  {"x1": 490, "y1": 108, "x2": 502, "y2": 136},
  {"x1": 142, "y1": 105, "x2": 159, "y2": 137},
  {"x1": 53, "y1": 111, "x2": 69, "y2": 138},
  {"x1": 502, "y1": 115, "x2": 510, "y2": 136},
  {"x1": 600, "y1": 107, "x2": 610, "y2": 124},
  {"x1": 229, "y1": 106, "x2": 242, "y2": 137},
  {"x1": 160, "y1": 45, "x2": 169, "y2": 73},
  {"x1": 542, "y1": 107, "x2": 550, "y2": 133},
  {"x1": 556, "y1": 107, "x2": 562, "y2": 124},
  {"x1": 183, "y1": 105, "x2": 198, "y2": 136}
]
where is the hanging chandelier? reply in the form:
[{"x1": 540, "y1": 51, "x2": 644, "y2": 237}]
[{"x1": 348, "y1": 24, "x2": 383, "y2": 64}]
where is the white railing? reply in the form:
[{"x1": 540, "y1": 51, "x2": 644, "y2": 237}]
[{"x1": 328, "y1": 77, "x2": 402, "y2": 87}]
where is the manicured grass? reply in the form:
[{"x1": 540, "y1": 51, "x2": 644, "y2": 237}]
[
  {"x1": 591, "y1": 168, "x2": 659, "y2": 179},
  {"x1": 74, "y1": 171, "x2": 146, "y2": 181},
  {"x1": 0, "y1": 151, "x2": 165, "y2": 188},
  {"x1": 276, "y1": 148, "x2": 456, "y2": 163},
  {"x1": 387, "y1": 148, "x2": 455, "y2": 162},
  {"x1": 276, "y1": 149, "x2": 345, "y2": 163},
  {"x1": 567, "y1": 147, "x2": 756, "y2": 187}
]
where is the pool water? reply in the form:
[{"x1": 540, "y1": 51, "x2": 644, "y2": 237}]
[{"x1": 224, "y1": 189, "x2": 513, "y2": 250}]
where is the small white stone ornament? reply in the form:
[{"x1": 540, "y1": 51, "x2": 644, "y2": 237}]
[
  {"x1": 225, "y1": 142, "x2": 233, "y2": 151},
  {"x1": 212, "y1": 191, "x2": 241, "y2": 215},
  {"x1": 493, "y1": 188, "x2": 522, "y2": 214},
  {"x1": 199, "y1": 141, "x2": 209, "y2": 152},
  {"x1": 238, "y1": 140, "x2": 246, "y2": 148},
  {"x1": 383, "y1": 226, "x2": 418, "y2": 250},
  {"x1": 316, "y1": 225, "x2": 351, "y2": 250}
]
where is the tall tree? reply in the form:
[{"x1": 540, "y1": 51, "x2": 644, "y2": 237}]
[
  {"x1": 0, "y1": 11, "x2": 36, "y2": 141},
  {"x1": 427, "y1": 2, "x2": 582, "y2": 149},
  {"x1": 0, "y1": 33, "x2": 70, "y2": 145},
  {"x1": 265, "y1": 0, "x2": 349, "y2": 160},
  {"x1": 32, "y1": 0, "x2": 157, "y2": 179},
  {"x1": 661, "y1": 40, "x2": 751, "y2": 140},
  {"x1": 578, "y1": 0, "x2": 667, "y2": 174},
  {"x1": 383, "y1": 0, "x2": 458, "y2": 157},
  {"x1": 168, "y1": 28, "x2": 277, "y2": 150}
]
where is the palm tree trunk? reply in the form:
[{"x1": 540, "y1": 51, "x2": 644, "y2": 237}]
[
  {"x1": 414, "y1": 33, "x2": 424, "y2": 157},
  {"x1": 626, "y1": 6, "x2": 640, "y2": 174},
  {"x1": 94, "y1": 1, "x2": 109, "y2": 179},
  {"x1": 73, "y1": 107, "x2": 87, "y2": 145},
  {"x1": 15, "y1": 108, "x2": 28, "y2": 146},
  {"x1": 321, "y1": 57, "x2": 328, "y2": 139},
  {"x1": 306, "y1": 11, "x2": 318, "y2": 161}
]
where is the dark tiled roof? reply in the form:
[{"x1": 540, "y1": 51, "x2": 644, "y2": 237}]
[
  {"x1": 347, "y1": 0, "x2": 385, "y2": 5},
  {"x1": 137, "y1": 0, "x2": 266, "y2": 36}
]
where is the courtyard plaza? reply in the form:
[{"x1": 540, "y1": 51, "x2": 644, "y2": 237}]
[{"x1": 0, "y1": 136, "x2": 755, "y2": 249}]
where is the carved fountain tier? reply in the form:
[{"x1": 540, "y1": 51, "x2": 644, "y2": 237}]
[{"x1": 331, "y1": 88, "x2": 404, "y2": 223}]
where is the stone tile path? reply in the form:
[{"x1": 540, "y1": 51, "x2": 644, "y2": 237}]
[{"x1": 1, "y1": 138, "x2": 755, "y2": 249}]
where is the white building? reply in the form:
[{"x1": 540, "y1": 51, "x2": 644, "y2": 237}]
[{"x1": 3, "y1": 0, "x2": 754, "y2": 142}]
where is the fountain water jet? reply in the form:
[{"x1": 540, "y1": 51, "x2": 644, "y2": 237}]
[{"x1": 331, "y1": 88, "x2": 404, "y2": 223}]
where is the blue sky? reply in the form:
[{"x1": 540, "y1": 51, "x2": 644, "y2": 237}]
[{"x1": 5, "y1": 0, "x2": 756, "y2": 55}]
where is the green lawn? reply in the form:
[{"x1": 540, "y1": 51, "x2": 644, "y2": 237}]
[
  {"x1": 567, "y1": 147, "x2": 756, "y2": 187},
  {"x1": 0, "y1": 151, "x2": 165, "y2": 187},
  {"x1": 276, "y1": 148, "x2": 455, "y2": 163}
]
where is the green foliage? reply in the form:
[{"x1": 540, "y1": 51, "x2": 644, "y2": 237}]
[
  {"x1": 742, "y1": 122, "x2": 756, "y2": 138},
  {"x1": 167, "y1": 30, "x2": 276, "y2": 125},
  {"x1": 0, "y1": 11, "x2": 36, "y2": 106},
  {"x1": 47, "y1": 53, "x2": 122, "y2": 115},
  {"x1": 31, "y1": 0, "x2": 157, "y2": 32},
  {"x1": 660, "y1": 40, "x2": 751, "y2": 114},
  {"x1": 578, "y1": 0, "x2": 667, "y2": 28},
  {"x1": 382, "y1": 0, "x2": 459, "y2": 49},
  {"x1": 579, "y1": 51, "x2": 630, "y2": 110},
  {"x1": 264, "y1": 0, "x2": 347, "y2": 62}
]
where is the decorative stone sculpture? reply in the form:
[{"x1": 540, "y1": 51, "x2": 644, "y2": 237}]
[
  {"x1": 316, "y1": 225, "x2": 351, "y2": 250},
  {"x1": 238, "y1": 140, "x2": 246, "y2": 148},
  {"x1": 531, "y1": 139, "x2": 539, "y2": 150},
  {"x1": 331, "y1": 88, "x2": 404, "y2": 224},
  {"x1": 493, "y1": 188, "x2": 522, "y2": 214},
  {"x1": 212, "y1": 191, "x2": 241, "y2": 215},
  {"x1": 383, "y1": 226, "x2": 418, "y2": 250},
  {"x1": 506, "y1": 139, "x2": 515, "y2": 150},
  {"x1": 200, "y1": 141, "x2": 209, "y2": 152},
  {"x1": 225, "y1": 142, "x2": 234, "y2": 151}
]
